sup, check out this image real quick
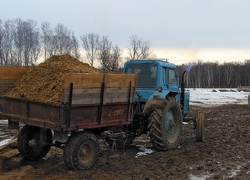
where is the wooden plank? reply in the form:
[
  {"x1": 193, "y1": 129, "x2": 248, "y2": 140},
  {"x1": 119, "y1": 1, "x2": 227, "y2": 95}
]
[
  {"x1": 62, "y1": 73, "x2": 137, "y2": 89},
  {"x1": 63, "y1": 74, "x2": 104, "y2": 89},
  {"x1": 63, "y1": 87, "x2": 135, "y2": 105},
  {"x1": 64, "y1": 87, "x2": 131, "y2": 95},
  {"x1": 0, "y1": 86, "x2": 13, "y2": 94},
  {"x1": 0, "y1": 66, "x2": 33, "y2": 80},
  {"x1": 0, "y1": 79, "x2": 16, "y2": 94},
  {"x1": 64, "y1": 88, "x2": 134, "y2": 102},
  {"x1": 102, "y1": 74, "x2": 108, "y2": 105},
  {"x1": 106, "y1": 74, "x2": 137, "y2": 88},
  {"x1": 71, "y1": 97, "x2": 134, "y2": 105},
  {"x1": 0, "y1": 79, "x2": 16, "y2": 85}
]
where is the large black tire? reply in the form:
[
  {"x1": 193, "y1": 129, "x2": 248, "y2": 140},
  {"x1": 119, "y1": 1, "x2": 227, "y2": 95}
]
[
  {"x1": 63, "y1": 132, "x2": 83, "y2": 170},
  {"x1": 63, "y1": 132, "x2": 99, "y2": 170},
  {"x1": 17, "y1": 125, "x2": 52, "y2": 161},
  {"x1": 148, "y1": 97, "x2": 182, "y2": 151}
]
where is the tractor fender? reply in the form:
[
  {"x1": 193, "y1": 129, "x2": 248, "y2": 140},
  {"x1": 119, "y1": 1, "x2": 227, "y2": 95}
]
[
  {"x1": 142, "y1": 98, "x2": 166, "y2": 115},
  {"x1": 148, "y1": 90, "x2": 178, "y2": 100},
  {"x1": 142, "y1": 90, "x2": 178, "y2": 115}
]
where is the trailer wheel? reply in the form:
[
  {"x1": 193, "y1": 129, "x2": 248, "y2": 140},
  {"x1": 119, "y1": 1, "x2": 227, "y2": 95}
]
[
  {"x1": 17, "y1": 125, "x2": 52, "y2": 161},
  {"x1": 63, "y1": 132, "x2": 82, "y2": 170},
  {"x1": 196, "y1": 112, "x2": 205, "y2": 142},
  {"x1": 64, "y1": 132, "x2": 99, "y2": 170},
  {"x1": 148, "y1": 97, "x2": 182, "y2": 151}
]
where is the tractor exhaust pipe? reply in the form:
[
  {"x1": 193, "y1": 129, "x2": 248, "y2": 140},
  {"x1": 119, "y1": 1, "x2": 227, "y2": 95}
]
[{"x1": 180, "y1": 71, "x2": 186, "y2": 110}]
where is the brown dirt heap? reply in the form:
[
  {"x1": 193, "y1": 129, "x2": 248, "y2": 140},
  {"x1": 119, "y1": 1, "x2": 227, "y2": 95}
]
[{"x1": 5, "y1": 55, "x2": 102, "y2": 105}]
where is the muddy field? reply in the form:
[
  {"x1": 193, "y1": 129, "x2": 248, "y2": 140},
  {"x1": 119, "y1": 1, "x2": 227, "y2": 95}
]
[{"x1": 0, "y1": 104, "x2": 250, "y2": 180}]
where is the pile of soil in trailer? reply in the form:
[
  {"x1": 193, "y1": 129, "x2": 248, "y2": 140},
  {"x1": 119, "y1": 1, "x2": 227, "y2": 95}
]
[{"x1": 4, "y1": 55, "x2": 102, "y2": 105}]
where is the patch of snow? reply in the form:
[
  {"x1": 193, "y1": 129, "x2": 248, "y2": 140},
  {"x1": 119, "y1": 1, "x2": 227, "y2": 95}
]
[
  {"x1": 189, "y1": 174, "x2": 212, "y2": 180},
  {"x1": 0, "y1": 138, "x2": 12, "y2": 146},
  {"x1": 0, "y1": 120, "x2": 8, "y2": 124},
  {"x1": 228, "y1": 165, "x2": 242, "y2": 178},
  {"x1": 135, "y1": 145, "x2": 154, "y2": 158},
  {"x1": 188, "y1": 88, "x2": 249, "y2": 107}
]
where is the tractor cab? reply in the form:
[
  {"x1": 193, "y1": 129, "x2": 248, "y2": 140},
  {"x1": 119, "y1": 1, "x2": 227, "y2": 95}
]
[{"x1": 123, "y1": 59, "x2": 189, "y2": 116}]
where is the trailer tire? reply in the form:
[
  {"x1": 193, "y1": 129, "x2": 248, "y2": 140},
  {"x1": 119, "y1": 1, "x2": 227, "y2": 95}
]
[
  {"x1": 17, "y1": 125, "x2": 52, "y2": 161},
  {"x1": 196, "y1": 112, "x2": 205, "y2": 142},
  {"x1": 64, "y1": 132, "x2": 99, "y2": 170},
  {"x1": 63, "y1": 132, "x2": 83, "y2": 170},
  {"x1": 148, "y1": 97, "x2": 182, "y2": 151}
]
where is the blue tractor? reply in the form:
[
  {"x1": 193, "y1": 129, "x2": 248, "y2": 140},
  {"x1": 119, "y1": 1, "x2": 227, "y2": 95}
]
[{"x1": 123, "y1": 59, "x2": 192, "y2": 151}]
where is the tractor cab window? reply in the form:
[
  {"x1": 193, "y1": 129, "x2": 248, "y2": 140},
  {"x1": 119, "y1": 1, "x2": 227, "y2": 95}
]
[
  {"x1": 164, "y1": 68, "x2": 178, "y2": 86},
  {"x1": 125, "y1": 63, "x2": 157, "y2": 88}
]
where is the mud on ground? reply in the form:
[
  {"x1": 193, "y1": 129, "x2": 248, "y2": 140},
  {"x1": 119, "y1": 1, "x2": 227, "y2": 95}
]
[{"x1": 0, "y1": 104, "x2": 250, "y2": 180}]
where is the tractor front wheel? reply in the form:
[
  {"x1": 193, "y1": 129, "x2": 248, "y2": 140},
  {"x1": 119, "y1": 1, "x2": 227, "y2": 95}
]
[{"x1": 148, "y1": 97, "x2": 182, "y2": 151}]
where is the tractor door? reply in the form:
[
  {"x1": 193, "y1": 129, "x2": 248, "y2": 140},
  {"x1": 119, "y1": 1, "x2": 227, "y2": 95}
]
[{"x1": 163, "y1": 68, "x2": 179, "y2": 92}]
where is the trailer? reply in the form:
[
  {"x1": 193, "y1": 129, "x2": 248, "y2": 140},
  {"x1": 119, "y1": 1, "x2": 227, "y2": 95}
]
[{"x1": 0, "y1": 68, "x2": 137, "y2": 170}]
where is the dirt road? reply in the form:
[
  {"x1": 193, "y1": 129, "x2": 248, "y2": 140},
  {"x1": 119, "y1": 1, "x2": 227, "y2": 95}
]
[{"x1": 0, "y1": 104, "x2": 250, "y2": 180}]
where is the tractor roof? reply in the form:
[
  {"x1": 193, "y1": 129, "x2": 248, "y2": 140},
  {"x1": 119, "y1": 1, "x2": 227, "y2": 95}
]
[{"x1": 125, "y1": 59, "x2": 176, "y2": 69}]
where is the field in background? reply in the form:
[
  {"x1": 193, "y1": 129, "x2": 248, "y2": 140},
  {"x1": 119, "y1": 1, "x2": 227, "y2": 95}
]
[{"x1": 188, "y1": 88, "x2": 249, "y2": 107}]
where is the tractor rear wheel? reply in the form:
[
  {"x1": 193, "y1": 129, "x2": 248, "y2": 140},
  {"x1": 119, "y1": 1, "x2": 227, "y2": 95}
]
[
  {"x1": 17, "y1": 125, "x2": 52, "y2": 161},
  {"x1": 148, "y1": 97, "x2": 182, "y2": 151}
]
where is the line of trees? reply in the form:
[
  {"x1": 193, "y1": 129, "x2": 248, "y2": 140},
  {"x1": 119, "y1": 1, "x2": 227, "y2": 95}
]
[
  {"x1": 177, "y1": 60, "x2": 250, "y2": 88},
  {"x1": 0, "y1": 19, "x2": 153, "y2": 70},
  {"x1": 1, "y1": 19, "x2": 249, "y2": 87}
]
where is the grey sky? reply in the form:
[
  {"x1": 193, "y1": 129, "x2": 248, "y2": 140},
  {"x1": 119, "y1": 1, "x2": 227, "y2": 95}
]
[{"x1": 1, "y1": 0, "x2": 250, "y2": 49}]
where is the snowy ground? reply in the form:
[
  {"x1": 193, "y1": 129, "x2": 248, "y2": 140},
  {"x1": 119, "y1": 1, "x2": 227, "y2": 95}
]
[{"x1": 188, "y1": 88, "x2": 249, "y2": 107}]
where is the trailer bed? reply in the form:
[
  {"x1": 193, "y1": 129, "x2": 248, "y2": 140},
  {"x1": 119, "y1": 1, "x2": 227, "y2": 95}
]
[{"x1": 0, "y1": 73, "x2": 137, "y2": 131}]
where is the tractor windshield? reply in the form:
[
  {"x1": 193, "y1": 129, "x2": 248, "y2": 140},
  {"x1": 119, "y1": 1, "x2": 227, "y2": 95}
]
[{"x1": 125, "y1": 63, "x2": 157, "y2": 88}]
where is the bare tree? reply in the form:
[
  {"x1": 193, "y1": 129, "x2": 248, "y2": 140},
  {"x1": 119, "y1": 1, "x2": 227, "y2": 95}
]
[
  {"x1": 54, "y1": 24, "x2": 69, "y2": 55},
  {"x1": 23, "y1": 20, "x2": 41, "y2": 65},
  {"x1": 12, "y1": 19, "x2": 40, "y2": 66},
  {"x1": 139, "y1": 39, "x2": 151, "y2": 59},
  {"x1": 98, "y1": 36, "x2": 121, "y2": 71},
  {"x1": 203, "y1": 63, "x2": 215, "y2": 88},
  {"x1": 0, "y1": 20, "x2": 3, "y2": 65},
  {"x1": 110, "y1": 45, "x2": 122, "y2": 71},
  {"x1": 1, "y1": 20, "x2": 15, "y2": 65},
  {"x1": 223, "y1": 63, "x2": 235, "y2": 87},
  {"x1": 98, "y1": 36, "x2": 112, "y2": 70},
  {"x1": 128, "y1": 35, "x2": 140, "y2": 60},
  {"x1": 70, "y1": 34, "x2": 80, "y2": 59},
  {"x1": 81, "y1": 33, "x2": 99, "y2": 66},
  {"x1": 215, "y1": 64, "x2": 222, "y2": 88},
  {"x1": 128, "y1": 35, "x2": 152, "y2": 60},
  {"x1": 245, "y1": 60, "x2": 250, "y2": 85},
  {"x1": 41, "y1": 22, "x2": 53, "y2": 60},
  {"x1": 45, "y1": 23, "x2": 80, "y2": 59}
]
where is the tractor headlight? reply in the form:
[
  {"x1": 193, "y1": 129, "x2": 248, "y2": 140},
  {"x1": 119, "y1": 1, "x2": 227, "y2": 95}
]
[{"x1": 156, "y1": 86, "x2": 163, "y2": 92}]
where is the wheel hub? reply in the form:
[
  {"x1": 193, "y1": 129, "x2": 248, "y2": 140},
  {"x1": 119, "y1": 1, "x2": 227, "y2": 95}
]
[
  {"x1": 78, "y1": 144, "x2": 93, "y2": 164},
  {"x1": 165, "y1": 109, "x2": 176, "y2": 133}
]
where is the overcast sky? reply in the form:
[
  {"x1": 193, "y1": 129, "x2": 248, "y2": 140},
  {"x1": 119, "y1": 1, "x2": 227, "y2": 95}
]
[{"x1": 1, "y1": 0, "x2": 250, "y2": 63}]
